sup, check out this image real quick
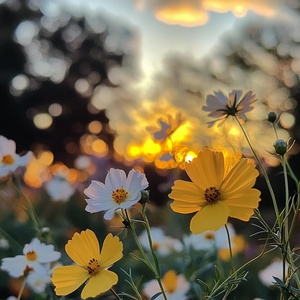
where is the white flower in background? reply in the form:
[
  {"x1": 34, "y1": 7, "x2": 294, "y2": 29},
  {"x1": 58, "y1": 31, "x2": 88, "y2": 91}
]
[
  {"x1": 258, "y1": 259, "x2": 289, "y2": 286},
  {"x1": 183, "y1": 223, "x2": 245, "y2": 260},
  {"x1": 6, "y1": 297, "x2": 17, "y2": 300},
  {"x1": 0, "y1": 237, "x2": 9, "y2": 250},
  {"x1": 26, "y1": 264, "x2": 51, "y2": 294},
  {"x1": 84, "y1": 168, "x2": 149, "y2": 220},
  {"x1": 45, "y1": 173, "x2": 75, "y2": 202},
  {"x1": 139, "y1": 227, "x2": 183, "y2": 256},
  {"x1": 143, "y1": 270, "x2": 190, "y2": 300},
  {"x1": 184, "y1": 223, "x2": 235, "y2": 250},
  {"x1": 0, "y1": 238, "x2": 61, "y2": 277},
  {"x1": 0, "y1": 135, "x2": 33, "y2": 178}
]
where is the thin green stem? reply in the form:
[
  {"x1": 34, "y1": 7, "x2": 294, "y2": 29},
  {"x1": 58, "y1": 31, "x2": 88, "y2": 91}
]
[
  {"x1": 110, "y1": 288, "x2": 122, "y2": 300},
  {"x1": 272, "y1": 123, "x2": 279, "y2": 140},
  {"x1": 225, "y1": 224, "x2": 235, "y2": 273},
  {"x1": 234, "y1": 117, "x2": 279, "y2": 219},
  {"x1": 17, "y1": 277, "x2": 27, "y2": 300},
  {"x1": 12, "y1": 174, "x2": 41, "y2": 235},
  {"x1": 124, "y1": 210, "x2": 167, "y2": 300},
  {"x1": 282, "y1": 156, "x2": 289, "y2": 285},
  {"x1": 209, "y1": 231, "x2": 271, "y2": 297}
]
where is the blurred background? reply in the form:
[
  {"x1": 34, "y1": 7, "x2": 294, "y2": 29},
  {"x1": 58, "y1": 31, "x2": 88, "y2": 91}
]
[{"x1": 1, "y1": 0, "x2": 300, "y2": 298}]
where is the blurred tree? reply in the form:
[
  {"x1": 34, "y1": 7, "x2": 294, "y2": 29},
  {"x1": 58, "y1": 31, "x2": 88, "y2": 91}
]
[{"x1": 0, "y1": 0, "x2": 135, "y2": 165}]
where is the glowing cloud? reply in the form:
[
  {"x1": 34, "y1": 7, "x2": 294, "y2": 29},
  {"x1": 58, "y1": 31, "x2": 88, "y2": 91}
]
[{"x1": 135, "y1": 0, "x2": 279, "y2": 26}]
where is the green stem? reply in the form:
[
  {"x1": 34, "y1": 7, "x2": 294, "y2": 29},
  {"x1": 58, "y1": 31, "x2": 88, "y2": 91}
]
[
  {"x1": 234, "y1": 117, "x2": 279, "y2": 219},
  {"x1": 124, "y1": 210, "x2": 168, "y2": 300},
  {"x1": 12, "y1": 174, "x2": 41, "y2": 235},
  {"x1": 282, "y1": 156, "x2": 289, "y2": 285},
  {"x1": 17, "y1": 277, "x2": 27, "y2": 300},
  {"x1": 110, "y1": 288, "x2": 122, "y2": 300},
  {"x1": 209, "y1": 231, "x2": 271, "y2": 297},
  {"x1": 225, "y1": 224, "x2": 235, "y2": 273}
]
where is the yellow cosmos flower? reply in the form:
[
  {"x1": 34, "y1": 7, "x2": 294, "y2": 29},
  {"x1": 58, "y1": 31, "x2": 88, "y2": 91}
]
[
  {"x1": 169, "y1": 149, "x2": 261, "y2": 234},
  {"x1": 51, "y1": 230, "x2": 123, "y2": 299}
]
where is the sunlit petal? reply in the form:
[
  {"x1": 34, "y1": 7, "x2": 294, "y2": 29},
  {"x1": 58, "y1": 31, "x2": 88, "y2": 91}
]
[
  {"x1": 81, "y1": 270, "x2": 118, "y2": 299},
  {"x1": 65, "y1": 230, "x2": 100, "y2": 266},
  {"x1": 185, "y1": 149, "x2": 224, "y2": 189},
  {"x1": 190, "y1": 202, "x2": 230, "y2": 234},
  {"x1": 52, "y1": 265, "x2": 89, "y2": 296},
  {"x1": 99, "y1": 234, "x2": 123, "y2": 269}
]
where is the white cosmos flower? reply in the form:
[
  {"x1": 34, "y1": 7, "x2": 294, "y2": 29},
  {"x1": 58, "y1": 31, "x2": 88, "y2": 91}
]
[
  {"x1": 184, "y1": 223, "x2": 236, "y2": 251},
  {"x1": 139, "y1": 227, "x2": 183, "y2": 256},
  {"x1": 0, "y1": 135, "x2": 33, "y2": 178},
  {"x1": 0, "y1": 238, "x2": 61, "y2": 278},
  {"x1": 26, "y1": 264, "x2": 51, "y2": 294},
  {"x1": 45, "y1": 174, "x2": 75, "y2": 202},
  {"x1": 84, "y1": 168, "x2": 149, "y2": 220},
  {"x1": 143, "y1": 270, "x2": 190, "y2": 300},
  {"x1": 258, "y1": 259, "x2": 289, "y2": 286}
]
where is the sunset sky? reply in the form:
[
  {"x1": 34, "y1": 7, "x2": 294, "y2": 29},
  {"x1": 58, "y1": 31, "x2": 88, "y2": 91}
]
[{"x1": 42, "y1": 0, "x2": 299, "y2": 166}]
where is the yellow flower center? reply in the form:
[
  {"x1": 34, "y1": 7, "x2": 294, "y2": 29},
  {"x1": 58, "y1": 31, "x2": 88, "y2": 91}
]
[
  {"x1": 87, "y1": 258, "x2": 100, "y2": 275},
  {"x1": 163, "y1": 270, "x2": 177, "y2": 294},
  {"x1": 204, "y1": 187, "x2": 220, "y2": 203},
  {"x1": 26, "y1": 251, "x2": 37, "y2": 261},
  {"x1": 111, "y1": 187, "x2": 128, "y2": 204},
  {"x1": 2, "y1": 154, "x2": 15, "y2": 165},
  {"x1": 204, "y1": 232, "x2": 215, "y2": 240}
]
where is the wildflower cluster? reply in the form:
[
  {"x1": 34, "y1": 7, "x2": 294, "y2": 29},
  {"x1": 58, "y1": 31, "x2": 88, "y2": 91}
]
[{"x1": 0, "y1": 89, "x2": 299, "y2": 300}]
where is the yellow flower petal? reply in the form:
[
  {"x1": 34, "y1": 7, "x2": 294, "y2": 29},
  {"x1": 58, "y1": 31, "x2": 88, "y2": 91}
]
[
  {"x1": 190, "y1": 202, "x2": 230, "y2": 234},
  {"x1": 81, "y1": 269, "x2": 118, "y2": 299},
  {"x1": 169, "y1": 180, "x2": 205, "y2": 213},
  {"x1": 221, "y1": 159, "x2": 259, "y2": 194},
  {"x1": 170, "y1": 201, "x2": 200, "y2": 214},
  {"x1": 228, "y1": 206, "x2": 256, "y2": 221},
  {"x1": 169, "y1": 180, "x2": 205, "y2": 201},
  {"x1": 185, "y1": 149, "x2": 224, "y2": 190},
  {"x1": 224, "y1": 189, "x2": 261, "y2": 208},
  {"x1": 65, "y1": 229, "x2": 100, "y2": 267},
  {"x1": 51, "y1": 265, "x2": 89, "y2": 296},
  {"x1": 98, "y1": 233, "x2": 123, "y2": 269}
]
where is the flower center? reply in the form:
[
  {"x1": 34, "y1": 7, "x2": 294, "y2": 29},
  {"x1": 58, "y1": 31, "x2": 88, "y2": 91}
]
[
  {"x1": 26, "y1": 250, "x2": 37, "y2": 261},
  {"x1": 204, "y1": 232, "x2": 215, "y2": 240},
  {"x1": 2, "y1": 154, "x2": 15, "y2": 165},
  {"x1": 163, "y1": 270, "x2": 177, "y2": 294},
  {"x1": 111, "y1": 187, "x2": 128, "y2": 204},
  {"x1": 204, "y1": 187, "x2": 220, "y2": 203},
  {"x1": 87, "y1": 258, "x2": 100, "y2": 275}
]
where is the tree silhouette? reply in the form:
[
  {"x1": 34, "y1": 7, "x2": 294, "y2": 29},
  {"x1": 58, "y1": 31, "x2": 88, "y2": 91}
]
[{"x1": 0, "y1": 0, "x2": 132, "y2": 165}]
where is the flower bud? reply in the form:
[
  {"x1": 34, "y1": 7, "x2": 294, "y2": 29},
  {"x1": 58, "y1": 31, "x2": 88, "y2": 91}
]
[
  {"x1": 267, "y1": 112, "x2": 277, "y2": 123},
  {"x1": 139, "y1": 190, "x2": 150, "y2": 204},
  {"x1": 273, "y1": 139, "x2": 287, "y2": 155}
]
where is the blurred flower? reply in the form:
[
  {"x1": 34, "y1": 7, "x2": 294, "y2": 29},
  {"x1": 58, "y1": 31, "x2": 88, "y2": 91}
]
[
  {"x1": 0, "y1": 135, "x2": 33, "y2": 178},
  {"x1": 202, "y1": 90, "x2": 256, "y2": 127},
  {"x1": 26, "y1": 265, "x2": 51, "y2": 294},
  {"x1": 143, "y1": 270, "x2": 190, "y2": 300},
  {"x1": 45, "y1": 173, "x2": 75, "y2": 202},
  {"x1": 169, "y1": 149, "x2": 261, "y2": 234},
  {"x1": 0, "y1": 237, "x2": 9, "y2": 250},
  {"x1": 183, "y1": 223, "x2": 245, "y2": 260},
  {"x1": 139, "y1": 227, "x2": 183, "y2": 256},
  {"x1": 258, "y1": 259, "x2": 289, "y2": 286},
  {"x1": 84, "y1": 168, "x2": 149, "y2": 220},
  {"x1": 146, "y1": 112, "x2": 185, "y2": 142},
  {"x1": 51, "y1": 230, "x2": 123, "y2": 299},
  {"x1": 0, "y1": 238, "x2": 60, "y2": 277}
]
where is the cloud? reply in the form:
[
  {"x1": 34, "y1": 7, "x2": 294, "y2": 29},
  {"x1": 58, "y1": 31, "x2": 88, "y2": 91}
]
[{"x1": 135, "y1": 0, "x2": 279, "y2": 26}]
